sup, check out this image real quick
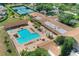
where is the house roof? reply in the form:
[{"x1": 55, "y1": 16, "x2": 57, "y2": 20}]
[
  {"x1": 29, "y1": 12, "x2": 73, "y2": 35},
  {"x1": 4, "y1": 20, "x2": 28, "y2": 30}
]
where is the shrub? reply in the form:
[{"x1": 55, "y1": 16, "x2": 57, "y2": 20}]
[
  {"x1": 7, "y1": 49, "x2": 12, "y2": 53},
  {"x1": 55, "y1": 36, "x2": 65, "y2": 45},
  {"x1": 21, "y1": 48, "x2": 49, "y2": 56},
  {"x1": 60, "y1": 37, "x2": 76, "y2": 56}
]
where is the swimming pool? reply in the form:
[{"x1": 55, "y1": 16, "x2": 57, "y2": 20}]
[
  {"x1": 17, "y1": 29, "x2": 40, "y2": 44},
  {"x1": 13, "y1": 6, "x2": 33, "y2": 15}
]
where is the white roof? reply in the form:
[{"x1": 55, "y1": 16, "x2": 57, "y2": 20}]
[
  {"x1": 35, "y1": 16, "x2": 42, "y2": 20},
  {"x1": 45, "y1": 21, "x2": 67, "y2": 35}
]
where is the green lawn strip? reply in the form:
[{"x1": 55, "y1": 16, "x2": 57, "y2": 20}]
[
  {"x1": 5, "y1": 5, "x2": 16, "y2": 15},
  {"x1": 0, "y1": 15, "x2": 8, "y2": 22}
]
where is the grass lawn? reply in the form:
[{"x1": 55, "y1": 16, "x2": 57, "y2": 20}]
[
  {"x1": 0, "y1": 28, "x2": 6, "y2": 56},
  {"x1": 0, "y1": 28, "x2": 18, "y2": 56}
]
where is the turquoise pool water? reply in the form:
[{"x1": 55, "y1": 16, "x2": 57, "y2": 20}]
[
  {"x1": 17, "y1": 29, "x2": 40, "y2": 44},
  {"x1": 13, "y1": 6, "x2": 33, "y2": 15}
]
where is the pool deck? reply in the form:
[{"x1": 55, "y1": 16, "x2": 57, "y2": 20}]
[
  {"x1": 6, "y1": 20, "x2": 60, "y2": 55},
  {"x1": 7, "y1": 21, "x2": 56, "y2": 54}
]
